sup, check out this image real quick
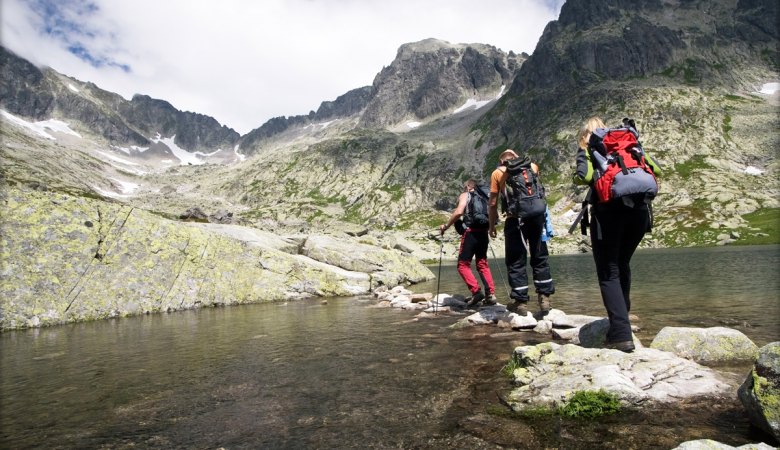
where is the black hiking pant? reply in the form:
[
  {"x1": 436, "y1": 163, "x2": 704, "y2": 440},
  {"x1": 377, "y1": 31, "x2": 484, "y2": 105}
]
[
  {"x1": 590, "y1": 200, "x2": 650, "y2": 343},
  {"x1": 504, "y1": 215, "x2": 554, "y2": 302}
]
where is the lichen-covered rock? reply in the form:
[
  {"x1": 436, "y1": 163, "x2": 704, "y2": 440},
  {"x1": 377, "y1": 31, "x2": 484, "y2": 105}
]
[
  {"x1": 738, "y1": 342, "x2": 780, "y2": 441},
  {"x1": 301, "y1": 234, "x2": 433, "y2": 286},
  {"x1": 672, "y1": 439, "x2": 776, "y2": 449},
  {"x1": 651, "y1": 326, "x2": 759, "y2": 364},
  {"x1": 506, "y1": 343, "x2": 731, "y2": 410},
  {"x1": 0, "y1": 187, "x2": 433, "y2": 331}
]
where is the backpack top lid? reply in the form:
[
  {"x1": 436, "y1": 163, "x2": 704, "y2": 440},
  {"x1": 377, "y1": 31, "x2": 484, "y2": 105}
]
[
  {"x1": 464, "y1": 184, "x2": 490, "y2": 228},
  {"x1": 589, "y1": 126, "x2": 640, "y2": 156},
  {"x1": 473, "y1": 183, "x2": 490, "y2": 199},
  {"x1": 504, "y1": 154, "x2": 532, "y2": 174}
]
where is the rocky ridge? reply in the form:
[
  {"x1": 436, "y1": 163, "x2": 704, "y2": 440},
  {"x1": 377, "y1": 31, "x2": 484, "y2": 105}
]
[
  {"x1": 3, "y1": 1, "x2": 777, "y2": 253},
  {"x1": 0, "y1": 47, "x2": 240, "y2": 155},
  {"x1": 1, "y1": 0, "x2": 779, "y2": 330}
]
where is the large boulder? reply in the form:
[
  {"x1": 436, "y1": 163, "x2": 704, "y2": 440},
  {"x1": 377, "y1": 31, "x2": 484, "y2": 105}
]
[
  {"x1": 577, "y1": 318, "x2": 643, "y2": 349},
  {"x1": 738, "y1": 342, "x2": 780, "y2": 441},
  {"x1": 650, "y1": 327, "x2": 759, "y2": 364}
]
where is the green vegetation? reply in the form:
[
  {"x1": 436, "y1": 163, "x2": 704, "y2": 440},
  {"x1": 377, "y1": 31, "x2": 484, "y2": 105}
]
[
  {"x1": 500, "y1": 357, "x2": 521, "y2": 377},
  {"x1": 279, "y1": 155, "x2": 300, "y2": 177},
  {"x1": 413, "y1": 154, "x2": 427, "y2": 170},
  {"x1": 674, "y1": 155, "x2": 712, "y2": 178},
  {"x1": 454, "y1": 166, "x2": 465, "y2": 180},
  {"x1": 380, "y1": 184, "x2": 404, "y2": 202},
  {"x1": 683, "y1": 59, "x2": 700, "y2": 84},
  {"x1": 305, "y1": 188, "x2": 345, "y2": 207},
  {"x1": 341, "y1": 205, "x2": 364, "y2": 224},
  {"x1": 656, "y1": 199, "x2": 719, "y2": 247},
  {"x1": 741, "y1": 208, "x2": 780, "y2": 245},
  {"x1": 283, "y1": 178, "x2": 301, "y2": 197},
  {"x1": 722, "y1": 114, "x2": 732, "y2": 140},
  {"x1": 659, "y1": 59, "x2": 702, "y2": 84},
  {"x1": 395, "y1": 209, "x2": 445, "y2": 232},
  {"x1": 545, "y1": 191, "x2": 565, "y2": 208},
  {"x1": 557, "y1": 390, "x2": 622, "y2": 419},
  {"x1": 486, "y1": 389, "x2": 622, "y2": 420},
  {"x1": 483, "y1": 144, "x2": 510, "y2": 177}
]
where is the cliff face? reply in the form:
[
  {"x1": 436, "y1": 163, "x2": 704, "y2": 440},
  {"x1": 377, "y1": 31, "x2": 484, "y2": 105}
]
[
  {"x1": 0, "y1": 47, "x2": 55, "y2": 119},
  {"x1": 479, "y1": 0, "x2": 778, "y2": 154},
  {"x1": 469, "y1": 0, "x2": 779, "y2": 248}
]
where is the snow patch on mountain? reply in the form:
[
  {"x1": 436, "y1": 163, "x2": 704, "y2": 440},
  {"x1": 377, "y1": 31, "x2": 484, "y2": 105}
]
[
  {"x1": 111, "y1": 144, "x2": 150, "y2": 154},
  {"x1": 1, "y1": 110, "x2": 81, "y2": 140},
  {"x1": 234, "y1": 145, "x2": 245, "y2": 162},
  {"x1": 151, "y1": 134, "x2": 205, "y2": 165},
  {"x1": 453, "y1": 85, "x2": 506, "y2": 114},
  {"x1": 110, "y1": 178, "x2": 140, "y2": 194},
  {"x1": 756, "y1": 82, "x2": 779, "y2": 95}
]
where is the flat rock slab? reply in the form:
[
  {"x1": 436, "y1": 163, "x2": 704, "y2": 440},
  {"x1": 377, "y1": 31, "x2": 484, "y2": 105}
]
[{"x1": 507, "y1": 342, "x2": 732, "y2": 410}]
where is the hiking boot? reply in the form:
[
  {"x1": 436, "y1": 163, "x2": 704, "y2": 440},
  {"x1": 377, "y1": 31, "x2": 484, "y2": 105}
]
[
  {"x1": 605, "y1": 340, "x2": 636, "y2": 353},
  {"x1": 537, "y1": 294, "x2": 552, "y2": 312},
  {"x1": 466, "y1": 290, "x2": 485, "y2": 307},
  {"x1": 506, "y1": 301, "x2": 528, "y2": 316},
  {"x1": 483, "y1": 294, "x2": 497, "y2": 306}
]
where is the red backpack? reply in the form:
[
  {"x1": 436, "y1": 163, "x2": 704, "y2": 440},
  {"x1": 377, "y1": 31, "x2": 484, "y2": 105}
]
[{"x1": 588, "y1": 124, "x2": 658, "y2": 203}]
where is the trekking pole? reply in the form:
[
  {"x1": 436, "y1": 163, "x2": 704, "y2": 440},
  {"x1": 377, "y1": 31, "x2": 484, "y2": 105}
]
[
  {"x1": 567, "y1": 209, "x2": 586, "y2": 234},
  {"x1": 568, "y1": 188, "x2": 592, "y2": 235},
  {"x1": 488, "y1": 243, "x2": 511, "y2": 299},
  {"x1": 434, "y1": 234, "x2": 444, "y2": 315}
]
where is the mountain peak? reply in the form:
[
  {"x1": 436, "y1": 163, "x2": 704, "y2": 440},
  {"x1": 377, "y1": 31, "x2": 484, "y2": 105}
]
[{"x1": 397, "y1": 38, "x2": 502, "y2": 56}]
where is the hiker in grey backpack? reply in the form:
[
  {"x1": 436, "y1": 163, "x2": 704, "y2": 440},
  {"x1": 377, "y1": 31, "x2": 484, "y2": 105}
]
[
  {"x1": 440, "y1": 179, "x2": 497, "y2": 307},
  {"x1": 573, "y1": 116, "x2": 661, "y2": 353},
  {"x1": 488, "y1": 149, "x2": 555, "y2": 316}
]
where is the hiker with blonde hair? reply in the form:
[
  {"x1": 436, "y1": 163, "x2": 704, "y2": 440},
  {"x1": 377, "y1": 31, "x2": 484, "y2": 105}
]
[{"x1": 573, "y1": 116, "x2": 661, "y2": 352}]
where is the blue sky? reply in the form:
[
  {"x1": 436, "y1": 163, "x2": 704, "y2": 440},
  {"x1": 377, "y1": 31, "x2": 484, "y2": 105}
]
[{"x1": 2, "y1": 0, "x2": 565, "y2": 134}]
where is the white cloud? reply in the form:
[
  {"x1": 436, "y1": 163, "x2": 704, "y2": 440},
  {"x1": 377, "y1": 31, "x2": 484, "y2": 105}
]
[{"x1": 1, "y1": 0, "x2": 564, "y2": 135}]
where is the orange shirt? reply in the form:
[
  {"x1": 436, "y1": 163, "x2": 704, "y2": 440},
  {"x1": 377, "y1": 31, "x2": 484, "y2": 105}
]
[{"x1": 490, "y1": 162, "x2": 538, "y2": 194}]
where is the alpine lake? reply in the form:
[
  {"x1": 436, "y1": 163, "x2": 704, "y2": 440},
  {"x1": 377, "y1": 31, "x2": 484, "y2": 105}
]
[{"x1": 1, "y1": 245, "x2": 778, "y2": 449}]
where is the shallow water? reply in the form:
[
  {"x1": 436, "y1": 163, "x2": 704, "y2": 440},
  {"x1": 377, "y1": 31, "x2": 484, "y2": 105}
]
[{"x1": 1, "y1": 245, "x2": 778, "y2": 449}]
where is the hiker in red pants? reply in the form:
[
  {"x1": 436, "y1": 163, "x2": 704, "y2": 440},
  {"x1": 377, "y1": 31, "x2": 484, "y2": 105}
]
[{"x1": 440, "y1": 179, "x2": 497, "y2": 307}]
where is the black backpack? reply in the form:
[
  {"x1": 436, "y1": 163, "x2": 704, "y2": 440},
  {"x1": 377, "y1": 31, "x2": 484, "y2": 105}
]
[
  {"x1": 464, "y1": 184, "x2": 490, "y2": 229},
  {"x1": 502, "y1": 158, "x2": 547, "y2": 220}
]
